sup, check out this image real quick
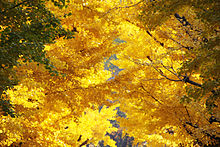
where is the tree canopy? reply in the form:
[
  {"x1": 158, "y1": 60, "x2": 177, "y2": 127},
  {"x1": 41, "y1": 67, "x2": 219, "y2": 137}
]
[{"x1": 0, "y1": 0, "x2": 219, "y2": 146}]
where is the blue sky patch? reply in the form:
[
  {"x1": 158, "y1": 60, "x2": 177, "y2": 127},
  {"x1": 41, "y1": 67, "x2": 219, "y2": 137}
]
[{"x1": 104, "y1": 54, "x2": 124, "y2": 81}]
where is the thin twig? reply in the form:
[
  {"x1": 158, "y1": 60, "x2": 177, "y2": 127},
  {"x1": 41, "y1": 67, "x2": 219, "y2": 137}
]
[
  {"x1": 142, "y1": 78, "x2": 165, "y2": 81},
  {"x1": 169, "y1": 37, "x2": 193, "y2": 50},
  {"x1": 1, "y1": 0, "x2": 28, "y2": 14},
  {"x1": 146, "y1": 30, "x2": 164, "y2": 47},
  {"x1": 151, "y1": 63, "x2": 182, "y2": 82},
  {"x1": 185, "y1": 106, "x2": 192, "y2": 123},
  {"x1": 102, "y1": 0, "x2": 145, "y2": 17},
  {"x1": 140, "y1": 85, "x2": 162, "y2": 104},
  {"x1": 161, "y1": 63, "x2": 182, "y2": 81},
  {"x1": 126, "y1": 55, "x2": 182, "y2": 82}
]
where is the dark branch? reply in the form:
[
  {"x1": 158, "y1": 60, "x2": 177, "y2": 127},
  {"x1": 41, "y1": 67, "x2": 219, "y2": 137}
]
[
  {"x1": 154, "y1": 66, "x2": 203, "y2": 87},
  {"x1": 79, "y1": 139, "x2": 89, "y2": 147},
  {"x1": 182, "y1": 76, "x2": 202, "y2": 87},
  {"x1": 77, "y1": 135, "x2": 82, "y2": 142},
  {"x1": 174, "y1": 13, "x2": 192, "y2": 28},
  {"x1": 185, "y1": 121, "x2": 198, "y2": 128},
  {"x1": 209, "y1": 116, "x2": 220, "y2": 124},
  {"x1": 146, "y1": 30, "x2": 164, "y2": 47}
]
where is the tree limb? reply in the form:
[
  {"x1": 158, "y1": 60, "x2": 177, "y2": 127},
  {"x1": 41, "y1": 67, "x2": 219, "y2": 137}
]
[{"x1": 182, "y1": 76, "x2": 202, "y2": 87}]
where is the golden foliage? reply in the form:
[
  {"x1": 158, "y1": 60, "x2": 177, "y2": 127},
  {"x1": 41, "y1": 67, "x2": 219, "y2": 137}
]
[{"x1": 1, "y1": 0, "x2": 219, "y2": 146}]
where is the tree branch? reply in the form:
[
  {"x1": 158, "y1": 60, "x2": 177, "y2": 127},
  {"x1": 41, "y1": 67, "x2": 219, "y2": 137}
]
[{"x1": 182, "y1": 76, "x2": 202, "y2": 87}]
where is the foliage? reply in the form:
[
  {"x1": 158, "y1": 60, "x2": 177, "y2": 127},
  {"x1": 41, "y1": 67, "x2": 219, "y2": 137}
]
[
  {"x1": 0, "y1": 0, "x2": 74, "y2": 115},
  {"x1": 0, "y1": 0, "x2": 219, "y2": 146}
]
